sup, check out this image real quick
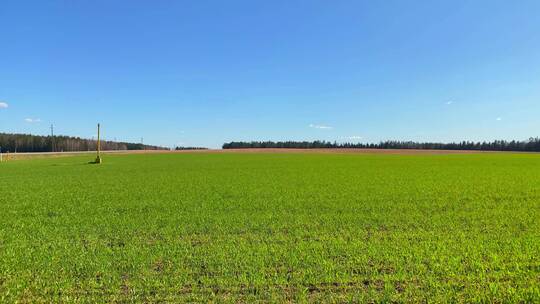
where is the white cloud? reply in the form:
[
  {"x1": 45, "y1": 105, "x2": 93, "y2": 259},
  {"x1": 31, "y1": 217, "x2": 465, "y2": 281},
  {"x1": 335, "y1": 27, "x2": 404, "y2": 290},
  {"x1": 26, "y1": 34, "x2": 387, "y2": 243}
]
[
  {"x1": 24, "y1": 118, "x2": 41, "y2": 123},
  {"x1": 446, "y1": 100, "x2": 453, "y2": 105},
  {"x1": 0, "y1": 102, "x2": 8, "y2": 108},
  {"x1": 496, "y1": 117, "x2": 502, "y2": 121},
  {"x1": 346, "y1": 136, "x2": 363, "y2": 140},
  {"x1": 309, "y1": 124, "x2": 333, "y2": 130}
]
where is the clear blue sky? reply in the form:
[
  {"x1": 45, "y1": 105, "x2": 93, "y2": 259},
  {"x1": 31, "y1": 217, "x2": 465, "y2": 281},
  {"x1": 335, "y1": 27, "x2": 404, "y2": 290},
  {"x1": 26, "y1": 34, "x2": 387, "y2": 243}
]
[{"x1": 1, "y1": 1, "x2": 539, "y2": 148}]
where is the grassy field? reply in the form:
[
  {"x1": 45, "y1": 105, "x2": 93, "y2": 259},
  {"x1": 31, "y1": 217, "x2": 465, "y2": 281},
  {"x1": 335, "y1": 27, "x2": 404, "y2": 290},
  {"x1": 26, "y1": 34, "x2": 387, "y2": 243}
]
[{"x1": 1, "y1": 152, "x2": 539, "y2": 302}]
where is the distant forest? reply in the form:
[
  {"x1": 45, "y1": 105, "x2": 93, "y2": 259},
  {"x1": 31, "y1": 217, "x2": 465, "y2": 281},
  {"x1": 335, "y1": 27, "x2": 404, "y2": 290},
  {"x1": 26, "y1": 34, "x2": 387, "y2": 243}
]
[
  {"x1": 223, "y1": 138, "x2": 540, "y2": 152},
  {"x1": 174, "y1": 147, "x2": 208, "y2": 151},
  {"x1": 0, "y1": 133, "x2": 168, "y2": 153}
]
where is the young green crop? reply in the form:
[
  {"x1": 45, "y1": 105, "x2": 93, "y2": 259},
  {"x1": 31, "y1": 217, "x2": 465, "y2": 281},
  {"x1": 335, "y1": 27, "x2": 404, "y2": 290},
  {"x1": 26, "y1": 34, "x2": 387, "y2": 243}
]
[{"x1": 0, "y1": 152, "x2": 539, "y2": 302}]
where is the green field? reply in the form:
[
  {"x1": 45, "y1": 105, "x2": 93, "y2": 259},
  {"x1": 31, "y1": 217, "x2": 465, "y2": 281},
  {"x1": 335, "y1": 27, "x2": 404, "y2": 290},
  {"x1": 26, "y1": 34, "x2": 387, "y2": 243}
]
[{"x1": 1, "y1": 152, "x2": 539, "y2": 302}]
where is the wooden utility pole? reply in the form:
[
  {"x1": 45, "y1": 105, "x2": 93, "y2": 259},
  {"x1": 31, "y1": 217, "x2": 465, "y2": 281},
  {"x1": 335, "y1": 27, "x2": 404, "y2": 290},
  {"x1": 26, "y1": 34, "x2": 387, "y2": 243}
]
[{"x1": 94, "y1": 123, "x2": 102, "y2": 164}]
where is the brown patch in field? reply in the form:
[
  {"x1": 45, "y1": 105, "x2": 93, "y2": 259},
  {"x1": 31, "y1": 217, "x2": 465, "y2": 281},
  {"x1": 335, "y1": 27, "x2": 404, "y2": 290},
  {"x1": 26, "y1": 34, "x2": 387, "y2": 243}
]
[
  {"x1": 207, "y1": 148, "x2": 511, "y2": 155},
  {"x1": 6, "y1": 147, "x2": 534, "y2": 160},
  {"x1": 120, "y1": 273, "x2": 130, "y2": 296},
  {"x1": 152, "y1": 259, "x2": 164, "y2": 273}
]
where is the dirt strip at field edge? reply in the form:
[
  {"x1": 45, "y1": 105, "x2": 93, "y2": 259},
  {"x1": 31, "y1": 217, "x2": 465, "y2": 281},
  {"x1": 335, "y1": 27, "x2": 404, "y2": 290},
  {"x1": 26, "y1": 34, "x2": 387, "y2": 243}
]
[{"x1": 2, "y1": 148, "x2": 536, "y2": 161}]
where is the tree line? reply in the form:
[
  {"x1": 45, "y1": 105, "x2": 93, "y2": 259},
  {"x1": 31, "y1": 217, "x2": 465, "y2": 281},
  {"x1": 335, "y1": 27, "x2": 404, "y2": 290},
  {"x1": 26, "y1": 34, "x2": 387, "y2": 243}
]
[
  {"x1": 174, "y1": 146, "x2": 208, "y2": 151},
  {"x1": 223, "y1": 138, "x2": 540, "y2": 152},
  {"x1": 0, "y1": 133, "x2": 168, "y2": 153}
]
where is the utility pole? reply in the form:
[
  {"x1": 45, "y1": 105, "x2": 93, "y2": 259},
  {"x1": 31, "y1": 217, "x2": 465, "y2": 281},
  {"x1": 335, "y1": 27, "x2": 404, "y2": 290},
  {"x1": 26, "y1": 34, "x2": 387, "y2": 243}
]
[{"x1": 94, "y1": 123, "x2": 102, "y2": 164}]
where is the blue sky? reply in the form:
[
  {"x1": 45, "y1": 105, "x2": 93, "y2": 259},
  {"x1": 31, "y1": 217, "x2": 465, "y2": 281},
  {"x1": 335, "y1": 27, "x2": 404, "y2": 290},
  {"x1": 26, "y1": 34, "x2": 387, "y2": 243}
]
[{"x1": 1, "y1": 1, "x2": 539, "y2": 148}]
